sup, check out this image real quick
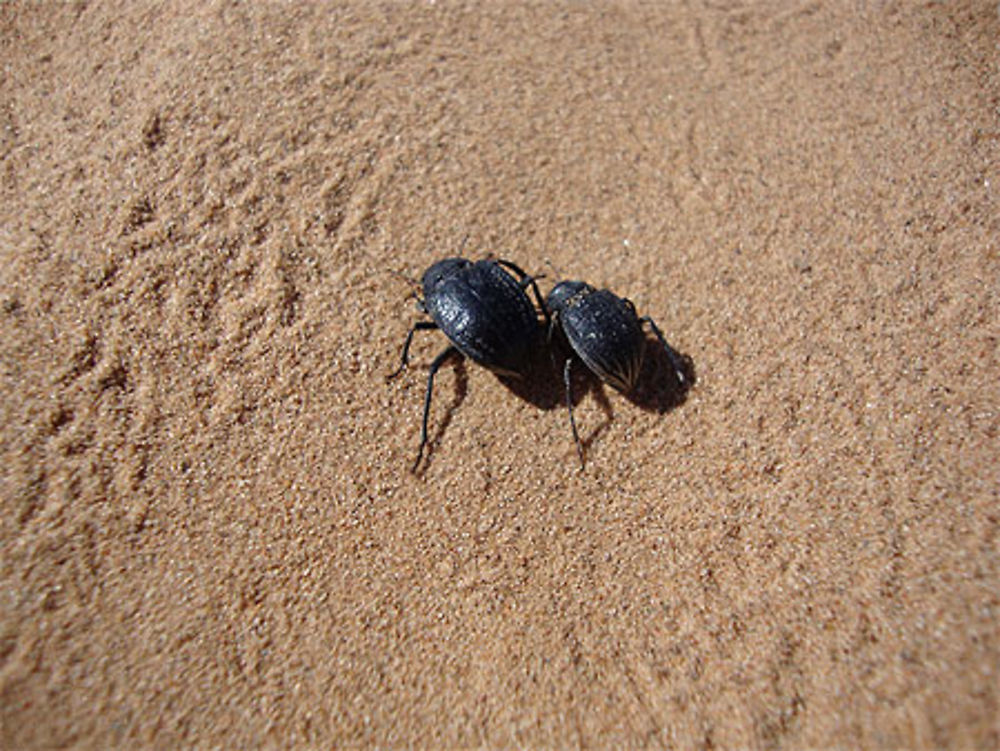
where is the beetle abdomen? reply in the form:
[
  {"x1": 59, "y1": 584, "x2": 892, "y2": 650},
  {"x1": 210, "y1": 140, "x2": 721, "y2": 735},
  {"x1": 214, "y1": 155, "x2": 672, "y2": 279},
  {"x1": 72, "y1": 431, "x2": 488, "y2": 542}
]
[
  {"x1": 562, "y1": 291, "x2": 644, "y2": 392},
  {"x1": 425, "y1": 261, "x2": 536, "y2": 376}
]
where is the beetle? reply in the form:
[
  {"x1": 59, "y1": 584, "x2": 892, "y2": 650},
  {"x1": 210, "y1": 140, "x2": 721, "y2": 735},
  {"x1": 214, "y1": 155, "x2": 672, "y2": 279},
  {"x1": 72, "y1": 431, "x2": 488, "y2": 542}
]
[
  {"x1": 389, "y1": 257, "x2": 547, "y2": 470},
  {"x1": 546, "y1": 280, "x2": 687, "y2": 467}
]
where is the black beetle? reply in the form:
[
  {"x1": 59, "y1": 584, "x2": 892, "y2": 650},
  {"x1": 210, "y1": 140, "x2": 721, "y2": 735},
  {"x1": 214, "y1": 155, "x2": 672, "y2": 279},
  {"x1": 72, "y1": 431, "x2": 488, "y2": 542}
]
[
  {"x1": 390, "y1": 257, "x2": 547, "y2": 470},
  {"x1": 547, "y1": 280, "x2": 687, "y2": 466}
]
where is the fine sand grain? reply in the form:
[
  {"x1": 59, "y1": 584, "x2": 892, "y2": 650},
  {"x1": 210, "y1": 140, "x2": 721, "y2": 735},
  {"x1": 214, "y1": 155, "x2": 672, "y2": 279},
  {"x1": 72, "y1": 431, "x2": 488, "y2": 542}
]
[{"x1": 2, "y1": 2, "x2": 998, "y2": 748}]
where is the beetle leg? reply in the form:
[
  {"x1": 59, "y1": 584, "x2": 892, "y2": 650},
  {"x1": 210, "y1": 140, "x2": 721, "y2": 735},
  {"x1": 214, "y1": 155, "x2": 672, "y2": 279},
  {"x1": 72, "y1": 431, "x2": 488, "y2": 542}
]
[
  {"x1": 413, "y1": 345, "x2": 459, "y2": 472},
  {"x1": 546, "y1": 311, "x2": 560, "y2": 343},
  {"x1": 388, "y1": 321, "x2": 438, "y2": 380},
  {"x1": 563, "y1": 358, "x2": 585, "y2": 470},
  {"x1": 495, "y1": 257, "x2": 529, "y2": 278},
  {"x1": 526, "y1": 275, "x2": 551, "y2": 329},
  {"x1": 496, "y1": 258, "x2": 551, "y2": 329},
  {"x1": 639, "y1": 315, "x2": 687, "y2": 388}
]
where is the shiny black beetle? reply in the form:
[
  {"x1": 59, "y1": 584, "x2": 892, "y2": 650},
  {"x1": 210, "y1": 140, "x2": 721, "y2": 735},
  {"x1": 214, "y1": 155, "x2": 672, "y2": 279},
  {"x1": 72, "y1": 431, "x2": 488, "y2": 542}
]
[
  {"x1": 547, "y1": 280, "x2": 687, "y2": 466},
  {"x1": 390, "y1": 257, "x2": 546, "y2": 470}
]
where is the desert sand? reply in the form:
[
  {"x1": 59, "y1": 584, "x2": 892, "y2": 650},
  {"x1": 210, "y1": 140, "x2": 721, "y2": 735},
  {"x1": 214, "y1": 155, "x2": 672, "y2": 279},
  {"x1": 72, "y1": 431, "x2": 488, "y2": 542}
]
[{"x1": 2, "y1": 1, "x2": 998, "y2": 748}]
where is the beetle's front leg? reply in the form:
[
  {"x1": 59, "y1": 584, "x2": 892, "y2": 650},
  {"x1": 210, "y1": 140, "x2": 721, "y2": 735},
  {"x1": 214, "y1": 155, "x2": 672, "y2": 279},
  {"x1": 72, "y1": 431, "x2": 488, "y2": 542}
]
[{"x1": 388, "y1": 321, "x2": 438, "y2": 380}]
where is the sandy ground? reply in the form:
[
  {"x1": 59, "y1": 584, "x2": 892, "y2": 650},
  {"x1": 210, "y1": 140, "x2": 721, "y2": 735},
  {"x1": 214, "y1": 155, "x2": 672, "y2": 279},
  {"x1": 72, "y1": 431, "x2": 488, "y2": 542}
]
[{"x1": 2, "y1": 1, "x2": 998, "y2": 748}]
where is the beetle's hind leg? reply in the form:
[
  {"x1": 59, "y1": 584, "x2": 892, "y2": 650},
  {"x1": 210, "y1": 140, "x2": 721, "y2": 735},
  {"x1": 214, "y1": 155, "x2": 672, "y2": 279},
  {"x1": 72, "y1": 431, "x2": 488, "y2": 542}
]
[
  {"x1": 388, "y1": 321, "x2": 438, "y2": 380},
  {"x1": 562, "y1": 358, "x2": 586, "y2": 470},
  {"x1": 639, "y1": 316, "x2": 687, "y2": 388},
  {"x1": 496, "y1": 258, "x2": 551, "y2": 329},
  {"x1": 413, "y1": 345, "x2": 460, "y2": 472}
]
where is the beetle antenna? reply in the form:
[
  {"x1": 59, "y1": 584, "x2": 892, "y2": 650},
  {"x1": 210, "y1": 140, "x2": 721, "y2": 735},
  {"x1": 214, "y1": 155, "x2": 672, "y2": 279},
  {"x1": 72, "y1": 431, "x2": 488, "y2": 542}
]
[
  {"x1": 387, "y1": 268, "x2": 416, "y2": 284},
  {"x1": 387, "y1": 268, "x2": 420, "y2": 296}
]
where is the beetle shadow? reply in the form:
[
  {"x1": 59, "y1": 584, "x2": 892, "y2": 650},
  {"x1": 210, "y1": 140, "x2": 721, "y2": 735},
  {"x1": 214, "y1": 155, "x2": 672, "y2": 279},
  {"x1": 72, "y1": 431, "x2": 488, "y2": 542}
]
[
  {"x1": 534, "y1": 333, "x2": 696, "y2": 465},
  {"x1": 498, "y1": 336, "x2": 617, "y2": 453},
  {"x1": 624, "y1": 334, "x2": 697, "y2": 414},
  {"x1": 495, "y1": 336, "x2": 567, "y2": 411},
  {"x1": 499, "y1": 332, "x2": 696, "y2": 415},
  {"x1": 407, "y1": 333, "x2": 695, "y2": 472}
]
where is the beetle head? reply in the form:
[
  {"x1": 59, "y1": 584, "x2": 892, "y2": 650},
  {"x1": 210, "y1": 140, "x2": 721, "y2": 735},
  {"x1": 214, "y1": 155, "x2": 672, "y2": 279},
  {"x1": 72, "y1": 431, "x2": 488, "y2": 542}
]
[
  {"x1": 422, "y1": 257, "x2": 471, "y2": 296},
  {"x1": 546, "y1": 280, "x2": 592, "y2": 315}
]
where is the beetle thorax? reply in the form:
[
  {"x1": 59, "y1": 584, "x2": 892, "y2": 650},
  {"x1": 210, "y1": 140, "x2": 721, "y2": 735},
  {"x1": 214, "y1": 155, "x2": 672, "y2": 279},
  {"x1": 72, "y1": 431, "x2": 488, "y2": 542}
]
[{"x1": 546, "y1": 280, "x2": 593, "y2": 315}]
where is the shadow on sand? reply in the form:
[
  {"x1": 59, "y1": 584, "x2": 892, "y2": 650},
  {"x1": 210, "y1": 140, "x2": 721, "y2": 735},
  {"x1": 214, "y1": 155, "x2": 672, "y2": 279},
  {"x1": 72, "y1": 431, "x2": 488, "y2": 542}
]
[
  {"x1": 506, "y1": 334, "x2": 696, "y2": 466},
  {"x1": 400, "y1": 332, "x2": 696, "y2": 473}
]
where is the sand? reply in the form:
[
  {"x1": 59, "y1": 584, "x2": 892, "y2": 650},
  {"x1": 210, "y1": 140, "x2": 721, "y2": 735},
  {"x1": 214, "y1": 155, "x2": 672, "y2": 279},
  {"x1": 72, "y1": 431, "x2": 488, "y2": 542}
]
[{"x1": 1, "y1": 1, "x2": 998, "y2": 748}]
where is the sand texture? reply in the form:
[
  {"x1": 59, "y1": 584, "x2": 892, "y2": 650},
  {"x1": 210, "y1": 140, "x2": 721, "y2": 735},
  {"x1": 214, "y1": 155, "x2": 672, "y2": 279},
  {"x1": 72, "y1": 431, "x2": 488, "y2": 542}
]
[{"x1": 2, "y1": 1, "x2": 998, "y2": 748}]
